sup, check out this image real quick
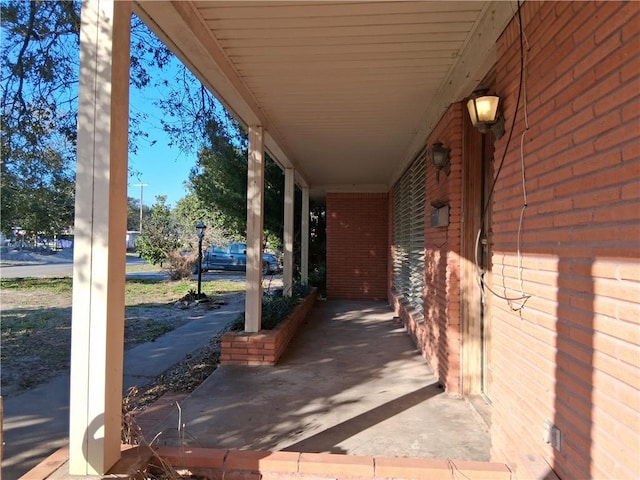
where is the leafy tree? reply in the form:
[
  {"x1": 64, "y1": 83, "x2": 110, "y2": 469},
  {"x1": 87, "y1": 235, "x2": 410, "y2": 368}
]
[
  {"x1": 1, "y1": 147, "x2": 74, "y2": 238},
  {"x1": 0, "y1": 1, "x2": 180, "y2": 163},
  {"x1": 172, "y1": 191, "x2": 233, "y2": 251},
  {"x1": 190, "y1": 119, "x2": 285, "y2": 247},
  {"x1": 126, "y1": 196, "x2": 151, "y2": 232},
  {"x1": 1, "y1": 0, "x2": 80, "y2": 166},
  {"x1": 263, "y1": 159, "x2": 286, "y2": 249},
  {"x1": 1, "y1": 0, "x2": 294, "y2": 258},
  {"x1": 1, "y1": 0, "x2": 232, "y2": 237},
  {"x1": 307, "y1": 200, "x2": 326, "y2": 290},
  {"x1": 135, "y1": 195, "x2": 179, "y2": 265},
  {"x1": 1, "y1": 1, "x2": 79, "y2": 236},
  {"x1": 189, "y1": 120, "x2": 247, "y2": 237}
]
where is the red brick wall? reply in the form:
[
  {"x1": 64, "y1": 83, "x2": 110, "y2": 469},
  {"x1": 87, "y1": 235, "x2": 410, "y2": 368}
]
[
  {"x1": 424, "y1": 104, "x2": 464, "y2": 395},
  {"x1": 326, "y1": 193, "x2": 389, "y2": 299},
  {"x1": 487, "y1": 2, "x2": 640, "y2": 479},
  {"x1": 391, "y1": 104, "x2": 465, "y2": 395}
]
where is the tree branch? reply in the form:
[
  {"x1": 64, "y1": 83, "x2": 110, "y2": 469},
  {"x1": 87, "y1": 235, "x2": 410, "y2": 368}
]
[{"x1": 13, "y1": 1, "x2": 38, "y2": 113}]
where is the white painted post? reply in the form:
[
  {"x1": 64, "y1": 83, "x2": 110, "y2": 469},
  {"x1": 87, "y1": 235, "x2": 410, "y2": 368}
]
[
  {"x1": 69, "y1": 0, "x2": 130, "y2": 474},
  {"x1": 283, "y1": 168, "x2": 295, "y2": 296},
  {"x1": 301, "y1": 186, "x2": 310, "y2": 285},
  {"x1": 245, "y1": 126, "x2": 265, "y2": 332}
]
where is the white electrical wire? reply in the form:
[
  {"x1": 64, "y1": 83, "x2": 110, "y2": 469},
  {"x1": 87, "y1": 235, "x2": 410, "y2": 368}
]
[
  {"x1": 513, "y1": 22, "x2": 531, "y2": 311},
  {"x1": 475, "y1": 0, "x2": 532, "y2": 310},
  {"x1": 475, "y1": 229, "x2": 530, "y2": 303},
  {"x1": 512, "y1": 0, "x2": 531, "y2": 51}
]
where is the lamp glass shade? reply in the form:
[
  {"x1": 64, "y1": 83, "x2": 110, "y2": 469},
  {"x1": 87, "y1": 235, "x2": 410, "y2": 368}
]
[
  {"x1": 195, "y1": 221, "x2": 207, "y2": 238},
  {"x1": 432, "y1": 148, "x2": 448, "y2": 167},
  {"x1": 467, "y1": 95, "x2": 499, "y2": 126}
]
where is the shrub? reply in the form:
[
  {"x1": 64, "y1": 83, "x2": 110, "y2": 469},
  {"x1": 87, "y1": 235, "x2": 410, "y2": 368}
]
[
  {"x1": 308, "y1": 263, "x2": 326, "y2": 296},
  {"x1": 165, "y1": 249, "x2": 197, "y2": 280},
  {"x1": 231, "y1": 283, "x2": 311, "y2": 331}
]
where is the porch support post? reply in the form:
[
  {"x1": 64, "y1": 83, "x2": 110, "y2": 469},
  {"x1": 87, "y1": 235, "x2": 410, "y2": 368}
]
[
  {"x1": 69, "y1": 0, "x2": 130, "y2": 474},
  {"x1": 283, "y1": 168, "x2": 295, "y2": 296},
  {"x1": 245, "y1": 125, "x2": 265, "y2": 332},
  {"x1": 301, "y1": 186, "x2": 310, "y2": 285}
]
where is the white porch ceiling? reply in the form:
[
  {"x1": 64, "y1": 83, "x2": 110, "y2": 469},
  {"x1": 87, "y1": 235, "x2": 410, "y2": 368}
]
[{"x1": 134, "y1": 1, "x2": 515, "y2": 197}]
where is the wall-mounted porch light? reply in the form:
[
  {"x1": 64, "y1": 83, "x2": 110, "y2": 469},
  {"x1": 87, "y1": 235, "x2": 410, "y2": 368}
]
[
  {"x1": 466, "y1": 89, "x2": 505, "y2": 139},
  {"x1": 431, "y1": 141, "x2": 451, "y2": 181}
]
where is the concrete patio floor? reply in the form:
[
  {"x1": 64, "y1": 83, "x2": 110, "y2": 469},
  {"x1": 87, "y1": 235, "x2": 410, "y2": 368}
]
[{"x1": 148, "y1": 299, "x2": 491, "y2": 461}]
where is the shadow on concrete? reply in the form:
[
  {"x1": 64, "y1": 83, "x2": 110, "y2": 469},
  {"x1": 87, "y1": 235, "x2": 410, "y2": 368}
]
[
  {"x1": 283, "y1": 383, "x2": 440, "y2": 454},
  {"x1": 152, "y1": 299, "x2": 490, "y2": 460}
]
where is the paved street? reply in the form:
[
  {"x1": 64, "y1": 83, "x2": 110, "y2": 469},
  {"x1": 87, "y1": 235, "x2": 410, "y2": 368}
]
[
  {"x1": 0, "y1": 254, "x2": 148, "y2": 278},
  {"x1": 0, "y1": 262, "x2": 76, "y2": 278},
  {"x1": 0, "y1": 253, "x2": 262, "y2": 283}
]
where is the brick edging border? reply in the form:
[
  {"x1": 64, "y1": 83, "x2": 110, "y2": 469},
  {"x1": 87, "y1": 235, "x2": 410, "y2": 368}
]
[
  {"x1": 220, "y1": 287, "x2": 318, "y2": 365},
  {"x1": 157, "y1": 447, "x2": 513, "y2": 480},
  {"x1": 21, "y1": 445, "x2": 512, "y2": 480}
]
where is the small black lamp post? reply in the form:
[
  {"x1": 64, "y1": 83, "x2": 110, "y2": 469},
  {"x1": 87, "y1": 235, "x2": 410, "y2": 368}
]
[{"x1": 195, "y1": 221, "x2": 206, "y2": 298}]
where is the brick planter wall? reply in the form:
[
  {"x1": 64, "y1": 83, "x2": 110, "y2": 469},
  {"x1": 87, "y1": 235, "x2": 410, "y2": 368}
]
[{"x1": 220, "y1": 288, "x2": 318, "y2": 365}]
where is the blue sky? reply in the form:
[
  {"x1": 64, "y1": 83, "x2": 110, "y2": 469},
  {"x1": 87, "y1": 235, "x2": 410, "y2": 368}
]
[
  {"x1": 127, "y1": 90, "x2": 196, "y2": 207},
  {"x1": 125, "y1": 17, "x2": 216, "y2": 209}
]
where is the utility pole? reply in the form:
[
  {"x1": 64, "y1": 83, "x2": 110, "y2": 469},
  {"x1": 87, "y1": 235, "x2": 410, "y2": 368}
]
[{"x1": 133, "y1": 183, "x2": 148, "y2": 232}]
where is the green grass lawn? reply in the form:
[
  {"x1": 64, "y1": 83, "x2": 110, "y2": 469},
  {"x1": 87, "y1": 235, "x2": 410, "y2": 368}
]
[
  {"x1": 0, "y1": 276, "x2": 246, "y2": 396},
  {"x1": 0, "y1": 276, "x2": 244, "y2": 306}
]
